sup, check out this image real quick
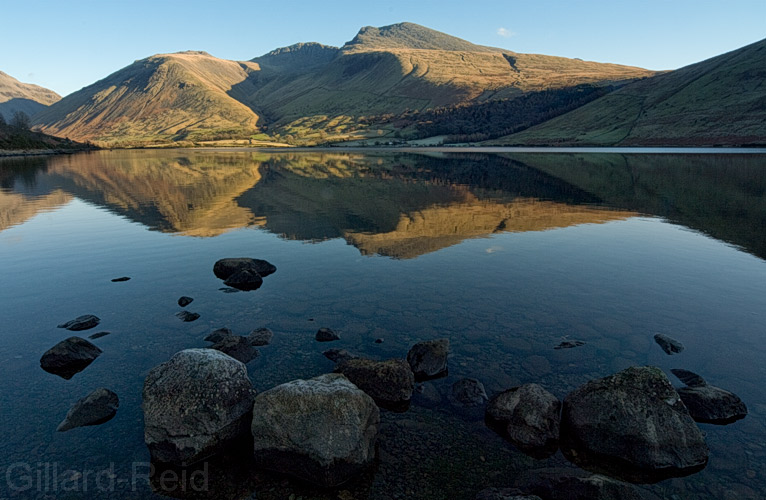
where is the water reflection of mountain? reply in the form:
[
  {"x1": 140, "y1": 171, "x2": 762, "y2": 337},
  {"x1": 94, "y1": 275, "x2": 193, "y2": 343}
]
[
  {"x1": 503, "y1": 153, "x2": 766, "y2": 260},
  {"x1": 0, "y1": 151, "x2": 637, "y2": 257}
]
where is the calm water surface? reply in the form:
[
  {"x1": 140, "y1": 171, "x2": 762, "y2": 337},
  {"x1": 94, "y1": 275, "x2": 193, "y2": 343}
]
[{"x1": 1, "y1": 150, "x2": 765, "y2": 499}]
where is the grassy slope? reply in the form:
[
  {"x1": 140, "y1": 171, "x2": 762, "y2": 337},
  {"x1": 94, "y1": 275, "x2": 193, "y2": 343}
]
[
  {"x1": 0, "y1": 71, "x2": 61, "y2": 120},
  {"x1": 35, "y1": 52, "x2": 262, "y2": 146},
  {"x1": 493, "y1": 38, "x2": 766, "y2": 146}
]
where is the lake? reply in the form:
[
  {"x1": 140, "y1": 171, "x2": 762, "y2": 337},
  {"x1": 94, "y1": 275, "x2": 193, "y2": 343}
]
[{"x1": 1, "y1": 149, "x2": 765, "y2": 499}]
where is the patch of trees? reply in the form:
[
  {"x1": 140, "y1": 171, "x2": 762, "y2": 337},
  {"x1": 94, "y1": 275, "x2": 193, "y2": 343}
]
[
  {"x1": 0, "y1": 111, "x2": 94, "y2": 151},
  {"x1": 364, "y1": 84, "x2": 618, "y2": 142}
]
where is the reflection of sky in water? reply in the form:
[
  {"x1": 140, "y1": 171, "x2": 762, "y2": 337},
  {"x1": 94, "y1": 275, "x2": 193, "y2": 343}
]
[{"x1": 1, "y1": 151, "x2": 765, "y2": 498}]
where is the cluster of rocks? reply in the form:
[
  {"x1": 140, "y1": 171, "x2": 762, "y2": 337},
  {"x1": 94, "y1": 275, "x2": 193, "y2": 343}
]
[{"x1": 201, "y1": 325, "x2": 274, "y2": 364}]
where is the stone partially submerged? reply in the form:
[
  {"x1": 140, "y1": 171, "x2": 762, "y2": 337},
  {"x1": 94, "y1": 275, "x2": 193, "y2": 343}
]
[
  {"x1": 40, "y1": 337, "x2": 103, "y2": 379},
  {"x1": 142, "y1": 349, "x2": 255, "y2": 466},
  {"x1": 560, "y1": 366, "x2": 708, "y2": 482},
  {"x1": 406, "y1": 338, "x2": 449, "y2": 380},
  {"x1": 485, "y1": 383, "x2": 560, "y2": 458},
  {"x1": 211, "y1": 336, "x2": 259, "y2": 364},
  {"x1": 57, "y1": 314, "x2": 101, "y2": 331},
  {"x1": 671, "y1": 368, "x2": 747, "y2": 424},
  {"x1": 653, "y1": 334, "x2": 684, "y2": 355},
  {"x1": 213, "y1": 258, "x2": 276, "y2": 291},
  {"x1": 511, "y1": 467, "x2": 664, "y2": 500},
  {"x1": 334, "y1": 358, "x2": 415, "y2": 411},
  {"x1": 251, "y1": 373, "x2": 379, "y2": 487},
  {"x1": 57, "y1": 388, "x2": 119, "y2": 432}
]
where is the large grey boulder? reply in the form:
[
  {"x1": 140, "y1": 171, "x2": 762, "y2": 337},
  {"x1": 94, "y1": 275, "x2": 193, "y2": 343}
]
[
  {"x1": 251, "y1": 373, "x2": 379, "y2": 487},
  {"x1": 143, "y1": 349, "x2": 255, "y2": 466},
  {"x1": 334, "y1": 358, "x2": 415, "y2": 411},
  {"x1": 57, "y1": 388, "x2": 119, "y2": 432},
  {"x1": 560, "y1": 366, "x2": 708, "y2": 481},
  {"x1": 485, "y1": 383, "x2": 560, "y2": 458},
  {"x1": 512, "y1": 467, "x2": 663, "y2": 500},
  {"x1": 406, "y1": 338, "x2": 449, "y2": 380},
  {"x1": 40, "y1": 337, "x2": 102, "y2": 379}
]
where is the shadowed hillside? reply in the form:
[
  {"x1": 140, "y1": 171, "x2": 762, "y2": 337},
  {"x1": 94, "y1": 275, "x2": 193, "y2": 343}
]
[
  {"x1": 493, "y1": 38, "x2": 766, "y2": 146},
  {"x1": 0, "y1": 71, "x2": 60, "y2": 121}
]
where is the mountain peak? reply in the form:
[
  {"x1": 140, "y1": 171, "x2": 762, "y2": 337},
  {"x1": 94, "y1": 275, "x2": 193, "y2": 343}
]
[
  {"x1": 343, "y1": 22, "x2": 495, "y2": 52},
  {"x1": 253, "y1": 42, "x2": 340, "y2": 70}
]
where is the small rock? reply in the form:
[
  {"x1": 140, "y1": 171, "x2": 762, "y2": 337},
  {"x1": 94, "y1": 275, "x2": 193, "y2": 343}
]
[
  {"x1": 88, "y1": 331, "x2": 112, "y2": 340},
  {"x1": 143, "y1": 349, "x2": 255, "y2": 466},
  {"x1": 450, "y1": 378, "x2": 488, "y2": 407},
  {"x1": 374, "y1": 338, "x2": 384, "y2": 344},
  {"x1": 486, "y1": 383, "x2": 560, "y2": 458},
  {"x1": 316, "y1": 327, "x2": 340, "y2": 342},
  {"x1": 176, "y1": 311, "x2": 200, "y2": 322},
  {"x1": 57, "y1": 388, "x2": 119, "y2": 432},
  {"x1": 323, "y1": 349, "x2": 357, "y2": 364},
  {"x1": 406, "y1": 338, "x2": 449, "y2": 380},
  {"x1": 111, "y1": 276, "x2": 130, "y2": 282},
  {"x1": 248, "y1": 327, "x2": 273, "y2": 346},
  {"x1": 178, "y1": 296, "x2": 194, "y2": 307},
  {"x1": 213, "y1": 258, "x2": 276, "y2": 280},
  {"x1": 654, "y1": 334, "x2": 684, "y2": 355},
  {"x1": 251, "y1": 373, "x2": 379, "y2": 487},
  {"x1": 57, "y1": 314, "x2": 101, "y2": 331},
  {"x1": 554, "y1": 340, "x2": 585, "y2": 350},
  {"x1": 513, "y1": 467, "x2": 663, "y2": 500},
  {"x1": 40, "y1": 337, "x2": 102, "y2": 380},
  {"x1": 670, "y1": 368, "x2": 707, "y2": 388},
  {"x1": 204, "y1": 327, "x2": 233, "y2": 343},
  {"x1": 335, "y1": 358, "x2": 415, "y2": 411},
  {"x1": 211, "y1": 336, "x2": 259, "y2": 364},
  {"x1": 677, "y1": 385, "x2": 748, "y2": 424}
]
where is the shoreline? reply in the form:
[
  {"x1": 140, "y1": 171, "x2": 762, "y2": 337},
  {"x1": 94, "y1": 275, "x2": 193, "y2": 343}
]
[{"x1": 0, "y1": 147, "x2": 97, "y2": 158}]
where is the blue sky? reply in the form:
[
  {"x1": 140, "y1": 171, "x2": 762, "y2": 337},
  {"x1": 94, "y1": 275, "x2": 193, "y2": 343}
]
[{"x1": 4, "y1": 0, "x2": 765, "y2": 97}]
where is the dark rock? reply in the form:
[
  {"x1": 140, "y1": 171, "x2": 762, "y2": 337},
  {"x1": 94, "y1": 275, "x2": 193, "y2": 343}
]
[
  {"x1": 213, "y1": 258, "x2": 276, "y2": 280},
  {"x1": 323, "y1": 348, "x2": 358, "y2": 364},
  {"x1": 513, "y1": 467, "x2": 664, "y2": 500},
  {"x1": 176, "y1": 311, "x2": 200, "y2": 322},
  {"x1": 57, "y1": 314, "x2": 101, "y2": 331},
  {"x1": 251, "y1": 373, "x2": 379, "y2": 487},
  {"x1": 554, "y1": 340, "x2": 585, "y2": 349},
  {"x1": 671, "y1": 368, "x2": 707, "y2": 388},
  {"x1": 560, "y1": 366, "x2": 708, "y2": 482},
  {"x1": 143, "y1": 349, "x2": 255, "y2": 466},
  {"x1": 475, "y1": 488, "x2": 541, "y2": 500},
  {"x1": 211, "y1": 336, "x2": 259, "y2": 364},
  {"x1": 485, "y1": 383, "x2": 560, "y2": 458},
  {"x1": 40, "y1": 337, "x2": 103, "y2": 379},
  {"x1": 316, "y1": 327, "x2": 340, "y2": 342},
  {"x1": 374, "y1": 338, "x2": 384, "y2": 344},
  {"x1": 335, "y1": 358, "x2": 415, "y2": 411},
  {"x1": 406, "y1": 338, "x2": 449, "y2": 380},
  {"x1": 248, "y1": 327, "x2": 273, "y2": 346},
  {"x1": 88, "y1": 331, "x2": 111, "y2": 340},
  {"x1": 111, "y1": 276, "x2": 130, "y2": 282},
  {"x1": 653, "y1": 334, "x2": 684, "y2": 355},
  {"x1": 223, "y1": 269, "x2": 263, "y2": 291},
  {"x1": 177, "y1": 296, "x2": 194, "y2": 307},
  {"x1": 678, "y1": 385, "x2": 748, "y2": 424},
  {"x1": 204, "y1": 327, "x2": 233, "y2": 343},
  {"x1": 450, "y1": 378, "x2": 488, "y2": 407},
  {"x1": 57, "y1": 388, "x2": 119, "y2": 432}
]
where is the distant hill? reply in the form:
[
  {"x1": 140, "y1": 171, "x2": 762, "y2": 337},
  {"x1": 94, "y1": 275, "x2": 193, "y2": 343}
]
[
  {"x1": 0, "y1": 71, "x2": 60, "y2": 121},
  {"x1": 34, "y1": 23, "x2": 655, "y2": 146},
  {"x1": 492, "y1": 37, "x2": 766, "y2": 146},
  {"x1": 35, "y1": 51, "x2": 262, "y2": 146}
]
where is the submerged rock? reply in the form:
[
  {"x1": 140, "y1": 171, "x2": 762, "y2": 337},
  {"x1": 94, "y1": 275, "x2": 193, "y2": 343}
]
[
  {"x1": 143, "y1": 349, "x2": 255, "y2": 466},
  {"x1": 450, "y1": 378, "x2": 488, "y2": 408},
  {"x1": 670, "y1": 368, "x2": 707, "y2": 388},
  {"x1": 211, "y1": 336, "x2": 259, "y2": 364},
  {"x1": 176, "y1": 311, "x2": 200, "y2": 322},
  {"x1": 406, "y1": 338, "x2": 449, "y2": 380},
  {"x1": 485, "y1": 383, "x2": 560, "y2": 458},
  {"x1": 475, "y1": 488, "x2": 541, "y2": 500},
  {"x1": 204, "y1": 327, "x2": 233, "y2": 343},
  {"x1": 248, "y1": 327, "x2": 273, "y2": 346},
  {"x1": 512, "y1": 467, "x2": 663, "y2": 500},
  {"x1": 323, "y1": 348, "x2": 358, "y2": 364},
  {"x1": 251, "y1": 373, "x2": 379, "y2": 487},
  {"x1": 560, "y1": 366, "x2": 708, "y2": 482},
  {"x1": 111, "y1": 276, "x2": 130, "y2": 282},
  {"x1": 88, "y1": 331, "x2": 112, "y2": 340},
  {"x1": 57, "y1": 388, "x2": 119, "y2": 432},
  {"x1": 316, "y1": 327, "x2": 340, "y2": 342},
  {"x1": 413, "y1": 382, "x2": 442, "y2": 408},
  {"x1": 334, "y1": 358, "x2": 415, "y2": 411},
  {"x1": 57, "y1": 314, "x2": 101, "y2": 331},
  {"x1": 554, "y1": 340, "x2": 585, "y2": 350},
  {"x1": 653, "y1": 334, "x2": 684, "y2": 355},
  {"x1": 677, "y1": 385, "x2": 748, "y2": 424},
  {"x1": 40, "y1": 337, "x2": 103, "y2": 379},
  {"x1": 177, "y1": 296, "x2": 194, "y2": 307}
]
